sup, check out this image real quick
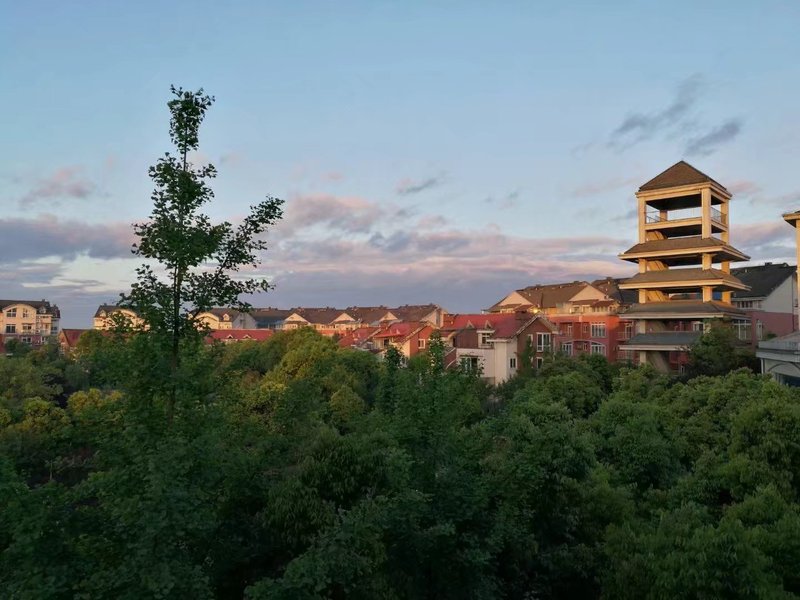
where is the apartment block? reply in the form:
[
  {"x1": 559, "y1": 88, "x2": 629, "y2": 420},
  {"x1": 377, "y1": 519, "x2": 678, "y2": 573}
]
[{"x1": 0, "y1": 299, "x2": 60, "y2": 346}]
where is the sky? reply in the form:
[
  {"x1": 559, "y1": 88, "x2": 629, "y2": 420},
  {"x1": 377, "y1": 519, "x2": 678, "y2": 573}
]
[{"x1": 2, "y1": 1, "x2": 800, "y2": 327}]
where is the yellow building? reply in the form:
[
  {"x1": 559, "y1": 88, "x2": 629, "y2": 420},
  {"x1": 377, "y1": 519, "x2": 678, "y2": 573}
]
[
  {"x1": 0, "y1": 299, "x2": 60, "y2": 346},
  {"x1": 93, "y1": 305, "x2": 145, "y2": 330},
  {"x1": 618, "y1": 161, "x2": 750, "y2": 372}
]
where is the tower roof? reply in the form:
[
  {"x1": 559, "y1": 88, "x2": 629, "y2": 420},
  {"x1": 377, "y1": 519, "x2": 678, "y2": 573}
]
[{"x1": 638, "y1": 160, "x2": 728, "y2": 193}]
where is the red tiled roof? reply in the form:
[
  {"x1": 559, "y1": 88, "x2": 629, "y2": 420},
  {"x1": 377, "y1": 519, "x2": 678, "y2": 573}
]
[
  {"x1": 372, "y1": 322, "x2": 421, "y2": 339},
  {"x1": 338, "y1": 326, "x2": 380, "y2": 347},
  {"x1": 445, "y1": 313, "x2": 554, "y2": 339},
  {"x1": 60, "y1": 328, "x2": 91, "y2": 348}
]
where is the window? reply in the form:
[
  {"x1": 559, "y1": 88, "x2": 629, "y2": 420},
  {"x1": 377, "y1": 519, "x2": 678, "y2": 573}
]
[
  {"x1": 536, "y1": 357, "x2": 544, "y2": 368},
  {"x1": 590, "y1": 323, "x2": 606, "y2": 338},
  {"x1": 617, "y1": 348, "x2": 635, "y2": 362},
  {"x1": 418, "y1": 338, "x2": 427, "y2": 349},
  {"x1": 22, "y1": 323, "x2": 32, "y2": 332},
  {"x1": 21, "y1": 337, "x2": 32, "y2": 344},
  {"x1": 691, "y1": 321, "x2": 705, "y2": 332},
  {"x1": 563, "y1": 323, "x2": 573, "y2": 336},
  {"x1": 22, "y1": 309, "x2": 30, "y2": 318},
  {"x1": 536, "y1": 332, "x2": 552, "y2": 352},
  {"x1": 733, "y1": 319, "x2": 751, "y2": 341},
  {"x1": 460, "y1": 356, "x2": 479, "y2": 372},
  {"x1": 479, "y1": 332, "x2": 493, "y2": 347},
  {"x1": 620, "y1": 321, "x2": 633, "y2": 340},
  {"x1": 582, "y1": 323, "x2": 590, "y2": 337},
  {"x1": 756, "y1": 320, "x2": 764, "y2": 341},
  {"x1": 561, "y1": 341, "x2": 573, "y2": 356},
  {"x1": 590, "y1": 342, "x2": 605, "y2": 355},
  {"x1": 5, "y1": 308, "x2": 16, "y2": 318},
  {"x1": 509, "y1": 357, "x2": 517, "y2": 369},
  {"x1": 5, "y1": 325, "x2": 16, "y2": 334}
]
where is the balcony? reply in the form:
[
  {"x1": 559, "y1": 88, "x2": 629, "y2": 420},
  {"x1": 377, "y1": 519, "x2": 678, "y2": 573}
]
[{"x1": 644, "y1": 207, "x2": 725, "y2": 237}]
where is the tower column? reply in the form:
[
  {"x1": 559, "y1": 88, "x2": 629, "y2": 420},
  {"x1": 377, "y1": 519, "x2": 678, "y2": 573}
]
[{"x1": 701, "y1": 188, "x2": 712, "y2": 238}]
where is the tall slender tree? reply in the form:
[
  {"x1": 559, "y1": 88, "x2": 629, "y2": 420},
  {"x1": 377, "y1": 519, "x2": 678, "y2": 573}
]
[{"x1": 120, "y1": 86, "x2": 283, "y2": 420}]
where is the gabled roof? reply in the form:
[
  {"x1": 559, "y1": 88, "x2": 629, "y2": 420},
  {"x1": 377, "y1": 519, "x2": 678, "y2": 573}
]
[
  {"x1": 513, "y1": 281, "x2": 588, "y2": 310},
  {"x1": 287, "y1": 307, "x2": 345, "y2": 325},
  {"x1": 94, "y1": 304, "x2": 138, "y2": 318},
  {"x1": 201, "y1": 307, "x2": 242, "y2": 319},
  {"x1": 732, "y1": 263, "x2": 795, "y2": 299},
  {"x1": 638, "y1": 160, "x2": 727, "y2": 193},
  {"x1": 342, "y1": 306, "x2": 394, "y2": 325},
  {"x1": 389, "y1": 304, "x2": 441, "y2": 322},
  {"x1": 372, "y1": 321, "x2": 429, "y2": 340},
  {"x1": 444, "y1": 312, "x2": 557, "y2": 339},
  {"x1": 338, "y1": 326, "x2": 380, "y2": 348},
  {"x1": 207, "y1": 329, "x2": 274, "y2": 342},
  {"x1": 1, "y1": 299, "x2": 59, "y2": 317},
  {"x1": 59, "y1": 328, "x2": 91, "y2": 348},
  {"x1": 590, "y1": 278, "x2": 638, "y2": 305}
]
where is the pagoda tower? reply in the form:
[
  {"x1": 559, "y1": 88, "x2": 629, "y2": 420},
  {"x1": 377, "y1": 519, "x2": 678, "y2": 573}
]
[{"x1": 618, "y1": 161, "x2": 750, "y2": 372}]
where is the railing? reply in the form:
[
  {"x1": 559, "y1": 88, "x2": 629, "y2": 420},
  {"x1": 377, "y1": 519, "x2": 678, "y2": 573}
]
[
  {"x1": 645, "y1": 207, "x2": 726, "y2": 225},
  {"x1": 758, "y1": 340, "x2": 800, "y2": 353},
  {"x1": 711, "y1": 206, "x2": 723, "y2": 223}
]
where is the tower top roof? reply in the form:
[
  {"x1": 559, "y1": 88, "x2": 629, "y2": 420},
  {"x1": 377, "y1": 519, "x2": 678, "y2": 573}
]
[{"x1": 639, "y1": 160, "x2": 728, "y2": 193}]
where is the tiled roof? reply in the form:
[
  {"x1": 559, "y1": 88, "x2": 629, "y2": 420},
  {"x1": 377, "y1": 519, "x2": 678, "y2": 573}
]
[
  {"x1": 732, "y1": 263, "x2": 795, "y2": 299},
  {"x1": 0, "y1": 299, "x2": 59, "y2": 317},
  {"x1": 288, "y1": 307, "x2": 346, "y2": 325},
  {"x1": 623, "y1": 300, "x2": 746, "y2": 317},
  {"x1": 338, "y1": 326, "x2": 380, "y2": 348},
  {"x1": 203, "y1": 307, "x2": 241, "y2": 319},
  {"x1": 343, "y1": 306, "x2": 394, "y2": 325},
  {"x1": 372, "y1": 322, "x2": 426, "y2": 340},
  {"x1": 591, "y1": 278, "x2": 638, "y2": 305},
  {"x1": 60, "y1": 328, "x2": 91, "y2": 348},
  {"x1": 620, "y1": 236, "x2": 748, "y2": 260},
  {"x1": 94, "y1": 304, "x2": 137, "y2": 318},
  {"x1": 638, "y1": 161, "x2": 727, "y2": 193},
  {"x1": 445, "y1": 313, "x2": 556, "y2": 339},
  {"x1": 623, "y1": 268, "x2": 746, "y2": 287},
  {"x1": 507, "y1": 281, "x2": 589, "y2": 310},
  {"x1": 389, "y1": 304, "x2": 440, "y2": 322}
]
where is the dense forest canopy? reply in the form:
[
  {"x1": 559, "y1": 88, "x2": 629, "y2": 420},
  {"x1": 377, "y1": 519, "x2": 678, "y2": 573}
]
[{"x1": 2, "y1": 88, "x2": 795, "y2": 599}]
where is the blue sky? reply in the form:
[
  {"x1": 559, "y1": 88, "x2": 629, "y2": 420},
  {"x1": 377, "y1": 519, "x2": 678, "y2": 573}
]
[{"x1": 2, "y1": 1, "x2": 799, "y2": 326}]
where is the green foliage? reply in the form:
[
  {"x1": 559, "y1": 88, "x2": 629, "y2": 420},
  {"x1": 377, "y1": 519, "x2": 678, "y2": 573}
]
[{"x1": 687, "y1": 322, "x2": 759, "y2": 378}]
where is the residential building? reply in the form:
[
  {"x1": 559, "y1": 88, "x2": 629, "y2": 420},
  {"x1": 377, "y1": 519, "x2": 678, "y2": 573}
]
[
  {"x1": 93, "y1": 305, "x2": 145, "y2": 330},
  {"x1": 206, "y1": 329, "x2": 274, "y2": 344},
  {"x1": 439, "y1": 312, "x2": 558, "y2": 384},
  {"x1": 370, "y1": 321, "x2": 435, "y2": 360},
  {"x1": 250, "y1": 307, "x2": 292, "y2": 330},
  {"x1": 282, "y1": 307, "x2": 344, "y2": 335},
  {"x1": 58, "y1": 328, "x2": 92, "y2": 354},
  {"x1": 487, "y1": 279, "x2": 635, "y2": 362},
  {"x1": 195, "y1": 308, "x2": 256, "y2": 330},
  {"x1": 338, "y1": 326, "x2": 381, "y2": 350},
  {"x1": 731, "y1": 263, "x2": 797, "y2": 345},
  {"x1": 0, "y1": 299, "x2": 60, "y2": 345},
  {"x1": 618, "y1": 161, "x2": 750, "y2": 373}
]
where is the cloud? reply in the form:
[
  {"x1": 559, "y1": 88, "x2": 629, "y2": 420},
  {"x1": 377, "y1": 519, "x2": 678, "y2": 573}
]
[
  {"x1": 19, "y1": 167, "x2": 96, "y2": 207},
  {"x1": 609, "y1": 75, "x2": 704, "y2": 150},
  {"x1": 275, "y1": 194, "x2": 386, "y2": 237},
  {"x1": 570, "y1": 177, "x2": 639, "y2": 198},
  {"x1": 748, "y1": 190, "x2": 800, "y2": 211},
  {"x1": 732, "y1": 221, "x2": 795, "y2": 260},
  {"x1": 608, "y1": 75, "x2": 742, "y2": 156},
  {"x1": 684, "y1": 119, "x2": 743, "y2": 156},
  {"x1": 396, "y1": 174, "x2": 445, "y2": 195},
  {"x1": 0, "y1": 214, "x2": 134, "y2": 261},
  {"x1": 728, "y1": 180, "x2": 762, "y2": 197},
  {"x1": 484, "y1": 189, "x2": 520, "y2": 210}
]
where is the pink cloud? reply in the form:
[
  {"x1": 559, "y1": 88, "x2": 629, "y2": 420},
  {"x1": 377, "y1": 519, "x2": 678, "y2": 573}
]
[{"x1": 20, "y1": 166, "x2": 96, "y2": 207}]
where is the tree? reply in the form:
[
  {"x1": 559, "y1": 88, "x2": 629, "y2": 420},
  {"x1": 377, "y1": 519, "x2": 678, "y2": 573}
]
[
  {"x1": 687, "y1": 322, "x2": 758, "y2": 378},
  {"x1": 119, "y1": 87, "x2": 283, "y2": 421}
]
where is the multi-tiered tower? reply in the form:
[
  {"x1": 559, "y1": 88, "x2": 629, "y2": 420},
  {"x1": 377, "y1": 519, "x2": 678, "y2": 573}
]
[{"x1": 618, "y1": 161, "x2": 750, "y2": 372}]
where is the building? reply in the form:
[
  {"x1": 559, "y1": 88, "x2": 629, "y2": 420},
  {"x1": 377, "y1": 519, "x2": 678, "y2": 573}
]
[
  {"x1": 195, "y1": 308, "x2": 256, "y2": 330},
  {"x1": 205, "y1": 329, "x2": 274, "y2": 344},
  {"x1": 439, "y1": 312, "x2": 558, "y2": 384},
  {"x1": 487, "y1": 279, "x2": 635, "y2": 362},
  {"x1": 618, "y1": 161, "x2": 750, "y2": 372},
  {"x1": 0, "y1": 299, "x2": 60, "y2": 345},
  {"x1": 250, "y1": 308, "x2": 292, "y2": 330},
  {"x1": 93, "y1": 305, "x2": 145, "y2": 330},
  {"x1": 370, "y1": 321, "x2": 435, "y2": 360},
  {"x1": 58, "y1": 328, "x2": 93, "y2": 354},
  {"x1": 731, "y1": 263, "x2": 797, "y2": 345}
]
